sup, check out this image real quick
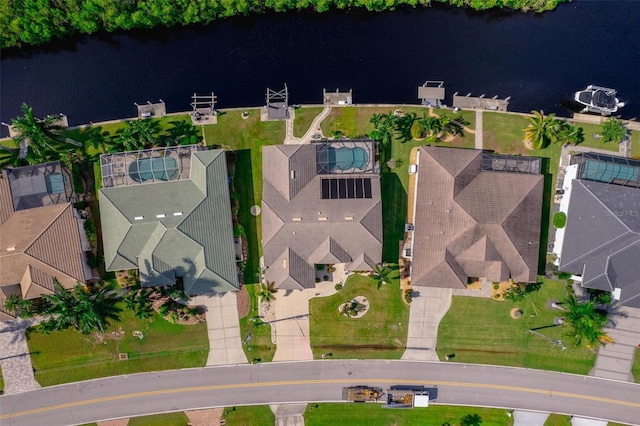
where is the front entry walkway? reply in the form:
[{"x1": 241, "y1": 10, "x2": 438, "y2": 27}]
[
  {"x1": 270, "y1": 404, "x2": 306, "y2": 426},
  {"x1": 192, "y1": 292, "x2": 248, "y2": 366},
  {"x1": 0, "y1": 318, "x2": 41, "y2": 394},
  {"x1": 592, "y1": 305, "x2": 640, "y2": 381},
  {"x1": 402, "y1": 287, "x2": 452, "y2": 361}
]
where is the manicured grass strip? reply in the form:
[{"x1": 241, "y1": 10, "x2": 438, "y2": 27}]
[
  {"x1": 128, "y1": 412, "x2": 189, "y2": 426},
  {"x1": 239, "y1": 283, "x2": 276, "y2": 363},
  {"x1": 233, "y1": 149, "x2": 260, "y2": 282},
  {"x1": 631, "y1": 130, "x2": 640, "y2": 159},
  {"x1": 27, "y1": 304, "x2": 208, "y2": 387},
  {"x1": 305, "y1": 403, "x2": 512, "y2": 426},
  {"x1": 293, "y1": 106, "x2": 324, "y2": 138},
  {"x1": 309, "y1": 273, "x2": 408, "y2": 360},
  {"x1": 632, "y1": 347, "x2": 640, "y2": 384},
  {"x1": 573, "y1": 122, "x2": 619, "y2": 152},
  {"x1": 222, "y1": 405, "x2": 274, "y2": 426},
  {"x1": 544, "y1": 414, "x2": 571, "y2": 425},
  {"x1": 437, "y1": 278, "x2": 597, "y2": 375}
]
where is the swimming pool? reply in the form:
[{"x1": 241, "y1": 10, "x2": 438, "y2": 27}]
[
  {"x1": 129, "y1": 157, "x2": 179, "y2": 182},
  {"x1": 319, "y1": 146, "x2": 369, "y2": 171}
]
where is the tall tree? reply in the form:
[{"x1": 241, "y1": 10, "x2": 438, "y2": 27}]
[
  {"x1": 599, "y1": 117, "x2": 627, "y2": 144},
  {"x1": 39, "y1": 281, "x2": 121, "y2": 334},
  {"x1": 10, "y1": 103, "x2": 69, "y2": 163},
  {"x1": 523, "y1": 110, "x2": 555, "y2": 149},
  {"x1": 259, "y1": 281, "x2": 278, "y2": 303},
  {"x1": 371, "y1": 264, "x2": 392, "y2": 289},
  {"x1": 460, "y1": 413, "x2": 483, "y2": 426},
  {"x1": 560, "y1": 293, "x2": 612, "y2": 347}
]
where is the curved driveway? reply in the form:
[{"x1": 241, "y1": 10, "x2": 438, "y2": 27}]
[{"x1": 1, "y1": 360, "x2": 639, "y2": 425}]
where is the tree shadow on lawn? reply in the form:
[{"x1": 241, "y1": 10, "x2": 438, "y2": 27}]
[
  {"x1": 381, "y1": 172, "x2": 407, "y2": 263},
  {"x1": 538, "y1": 157, "x2": 553, "y2": 276}
]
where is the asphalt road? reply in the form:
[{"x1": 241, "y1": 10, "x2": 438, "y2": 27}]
[{"x1": 1, "y1": 360, "x2": 639, "y2": 425}]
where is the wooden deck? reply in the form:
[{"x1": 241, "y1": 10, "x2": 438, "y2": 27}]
[{"x1": 453, "y1": 94, "x2": 509, "y2": 111}]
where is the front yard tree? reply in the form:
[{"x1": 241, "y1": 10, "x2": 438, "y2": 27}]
[
  {"x1": 560, "y1": 293, "x2": 612, "y2": 347},
  {"x1": 39, "y1": 281, "x2": 121, "y2": 334},
  {"x1": 4, "y1": 294, "x2": 36, "y2": 318},
  {"x1": 372, "y1": 264, "x2": 392, "y2": 289},
  {"x1": 259, "y1": 281, "x2": 278, "y2": 303},
  {"x1": 599, "y1": 117, "x2": 627, "y2": 144}
]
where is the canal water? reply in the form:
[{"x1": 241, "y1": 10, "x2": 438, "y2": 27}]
[{"x1": 1, "y1": 1, "x2": 639, "y2": 135}]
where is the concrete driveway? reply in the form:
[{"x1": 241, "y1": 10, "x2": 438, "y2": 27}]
[
  {"x1": 192, "y1": 292, "x2": 247, "y2": 366},
  {"x1": 402, "y1": 287, "x2": 452, "y2": 361},
  {"x1": 592, "y1": 305, "x2": 640, "y2": 381}
]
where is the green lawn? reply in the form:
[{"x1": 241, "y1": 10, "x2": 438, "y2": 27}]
[
  {"x1": 544, "y1": 414, "x2": 571, "y2": 425},
  {"x1": 222, "y1": 405, "x2": 274, "y2": 425},
  {"x1": 632, "y1": 347, "x2": 640, "y2": 383},
  {"x1": 0, "y1": 366, "x2": 4, "y2": 394},
  {"x1": 309, "y1": 272, "x2": 409, "y2": 359},
  {"x1": 437, "y1": 278, "x2": 597, "y2": 374},
  {"x1": 631, "y1": 130, "x2": 640, "y2": 159},
  {"x1": 27, "y1": 304, "x2": 208, "y2": 386},
  {"x1": 240, "y1": 283, "x2": 276, "y2": 363},
  {"x1": 128, "y1": 412, "x2": 190, "y2": 426},
  {"x1": 305, "y1": 403, "x2": 512, "y2": 426},
  {"x1": 293, "y1": 106, "x2": 324, "y2": 137},
  {"x1": 572, "y1": 121, "x2": 619, "y2": 152}
]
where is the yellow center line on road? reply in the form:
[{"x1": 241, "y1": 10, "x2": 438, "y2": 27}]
[{"x1": 2, "y1": 378, "x2": 639, "y2": 419}]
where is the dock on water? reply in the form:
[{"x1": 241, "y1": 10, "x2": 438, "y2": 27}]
[
  {"x1": 135, "y1": 100, "x2": 166, "y2": 118},
  {"x1": 323, "y1": 88, "x2": 353, "y2": 106},
  {"x1": 453, "y1": 93, "x2": 509, "y2": 111}
]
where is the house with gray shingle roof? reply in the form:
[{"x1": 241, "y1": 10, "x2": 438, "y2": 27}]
[
  {"x1": 262, "y1": 140, "x2": 382, "y2": 290},
  {"x1": 98, "y1": 146, "x2": 239, "y2": 295},
  {"x1": 409, "y1": 147, "x2": 543, "y2": 289},
  {"x1": 0, "y1": 172, "x2": 88, "y2": 320},
  {"x1": 557, "y1": 153, "x2": 640, "y2": 308}
]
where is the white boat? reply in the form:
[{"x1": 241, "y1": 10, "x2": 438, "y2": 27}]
[{"x1": 574, "y1": 85, "x2": 625, "y2": 116}]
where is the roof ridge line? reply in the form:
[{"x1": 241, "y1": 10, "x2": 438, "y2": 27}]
[
  {"x1": 562, "y1": 231, "x2": 633, "y2": 271},
  {"x1": 578, "y1": 180, "x2": 633, "y2": 233},
  {"x1": 23, "y1": 203, "x2": 70, "y2": 253}
]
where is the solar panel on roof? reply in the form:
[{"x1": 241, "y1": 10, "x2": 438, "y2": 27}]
[{"x1": 363, "y1": 178, "x2": 372, "y2": 198}]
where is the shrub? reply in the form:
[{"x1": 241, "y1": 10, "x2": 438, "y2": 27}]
[
  {"x1": 87, "y1": 252, "x2": 98, "y2": 269},
  {"x1": 404, "y1": 291, "x2": 412, "y2": 303},
  {"x1": 71, "y1": 163, "x2": 85, "y2": 195},
  {"x1": 493, "y1": 283, "x2": 500, "y2": 290},
  {"x1": 323, "y1": 275, "x2": 329, "y2": 281},
  {"x1": 315, "y1": 277, "x2": 321, "y2": 283},
  {"x1": 83, "y1": 217, "x2": 97, "y2": 245},
  {"x1": 233, "y1": 224, "x2": 245, "y2": 237},
  {"x1": 553, "y1": 212, "x2": 567, "y2": 228},
  {"x1": 494, "y1": 294, "x2": 501, "y2": 299},
  {"x1": 315, "y1": 264, "x2": 325, "y2": 271},
  {"x1": 556, "y1": 271, "x2": 572, "y2": 280},
  {"x1": 334, "y1": 283, "x2": 343, "y2": 291}
]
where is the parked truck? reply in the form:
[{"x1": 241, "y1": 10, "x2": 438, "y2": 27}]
[
  {"x1": 342, "y1": 386, "x2": 384, "y2": 403},
  {"x1": 383, "y1": 385, "x2": 438, "y2": 409}
]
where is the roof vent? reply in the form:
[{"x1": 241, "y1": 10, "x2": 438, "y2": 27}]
[
  {"x1": 292, "y1": 217, "x2": 302, "y2": 222},
  {"x1": 156, "y1": 214, "x2": 166, "y2": 219},
  {"x1": 173, "y1": 212, "x2": 183, "y2": 216},
  {"x1": 318, "y1": 217, "x2": 327, "y2": 221},
  {"x1": 344, "y1": 216, "x2": 354, "y2": 221},
  {"x1": 6, "y1": 246, "x2": 16, "y2": 252},
  {"x1": 134, "y1": 216, "x2": 144, "y2": 221},
  {"x1": 282, "y1": 259, "x2": 287, "y2": 268},
  {"x1": 290, "y1": 170, "x2": 296, "y2": 179}
]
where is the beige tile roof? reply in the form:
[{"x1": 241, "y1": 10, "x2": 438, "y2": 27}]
[
  {"x1": 411, "y1": 147, "x2": 543, "y2": 288},
  {"x1": 0, "y1": 202, "x2": 86, "y2": 299},
  {"x1": 0, "y1": 176, "x2": 15, "y2": 225}
]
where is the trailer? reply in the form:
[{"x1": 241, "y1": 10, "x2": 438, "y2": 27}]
[
  {"x1": 383, "y1": 385, "x2": 437, "y2": 409},
  {"x1": 342, "y1": 386, "x2": 384, "y2": 403}
]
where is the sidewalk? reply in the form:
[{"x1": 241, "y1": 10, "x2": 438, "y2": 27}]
[
  {"x1": 475, "y1": 110, "x2": 483, "y2": 149},
  {"x1": 0, "y1": 317, "x2": 41, "y2": 394}
]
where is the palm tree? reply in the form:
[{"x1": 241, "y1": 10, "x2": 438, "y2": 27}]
[
  {"x1": 371, "y1": 264, "x2": 392, "y2": 289},
  {"x1": 560, "y1": 293, "x2": 611, "y2": 347},
  {"x1": 3, "y1": 294, "x2": 36, "y2": 318},
  {"x1": 10, "y1": 103, "x2": 67, "y2": 162},
  {"x1": 523, "y1": 110, "x2": 556, "y2": 149},
  {"x1": 116, "y1": 119, "x2": 158, "y2": 151},
  {"x1": 599, "y1": 117, "x2": 627, "y2": 144},
  {"x1": 460, "y1": 413, "x2": 483, "y2": 426},
  {"x1": 40, "y1": 281, "x2": 121, "y2": 334},
  {"x1": 164, "y1": 120, "x2": 199, "y2": 146},
  {"x1": 259, "y1": 281, "x2": 278, "y2": 303}
]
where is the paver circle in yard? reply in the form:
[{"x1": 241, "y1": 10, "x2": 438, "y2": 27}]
[
  {"x1": 250, "y1": 205, "x2": 261, "y2": 216},
  {"x1": 510, "y1": 308, "x2": 523, "y2": 319},
  {"x1": 338, "y1": 296, "x2": 369, "y2": 319}
]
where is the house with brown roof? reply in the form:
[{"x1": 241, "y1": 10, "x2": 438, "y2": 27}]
[
  {"x1": 408, "y1": 147, "x2": 543, "y2": 289},
  {"x1": 0, "y1": 170, "x2": 89, "y2": 320},
  {"x1": 262, "y1": 140, "x2": 382, "y2": 290}
]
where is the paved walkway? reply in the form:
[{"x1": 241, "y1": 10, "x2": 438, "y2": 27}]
[
  {"x1": 284, "y1": 106, "x2": 331, "y2": 145},
  {"x1": 270, "y1": 404, "x2": 306, "y2": 426},
  {"x1": 0, "y1": 317, "x2": 41, "y2": 394},
  {"x1": 191, "y1": 292, "x2": 247, "y2": 366},
  {"x1": 284, "y1": 108, "x2": 297, "y2": 144},
  {"x1": 592, "y1": 305, "x2": 640, "y2": 381},
  {"x1": 475, "y1": 110, "x2": 483, "y2": 149},
  {"x1": 513, "y1": 410, "x2": 549, "y2": 426},
  {"x1": 401, "y1": 287, "x2": 452, "y2": 361}
]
